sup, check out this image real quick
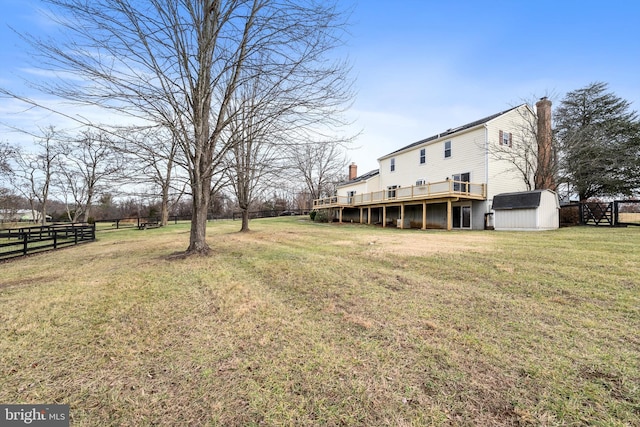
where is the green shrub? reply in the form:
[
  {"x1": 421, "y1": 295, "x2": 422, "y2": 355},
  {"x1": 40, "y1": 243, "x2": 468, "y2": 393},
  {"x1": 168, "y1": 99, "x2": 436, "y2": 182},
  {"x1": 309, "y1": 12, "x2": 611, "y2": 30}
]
[
  {"x1": 309, "y1": 211, "x2": 317, "y2": 221},
  {"x1": 313, "y1": 209, "x2": 329, "y2": 223}
]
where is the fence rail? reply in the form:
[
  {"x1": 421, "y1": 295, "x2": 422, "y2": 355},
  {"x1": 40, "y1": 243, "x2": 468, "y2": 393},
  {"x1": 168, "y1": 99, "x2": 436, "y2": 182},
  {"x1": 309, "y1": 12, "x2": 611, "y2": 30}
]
[
  {"x1": 0, "y1": 224, "x2": 96, "y2": 261},
  {"x1": 559, "y1": 200, "x2": 640, "y2": 227}
]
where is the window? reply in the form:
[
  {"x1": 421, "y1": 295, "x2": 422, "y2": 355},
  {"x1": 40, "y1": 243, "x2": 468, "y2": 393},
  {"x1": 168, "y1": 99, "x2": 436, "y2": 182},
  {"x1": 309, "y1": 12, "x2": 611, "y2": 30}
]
[
  {"x1": 347, "y1": 190, "x2": 356, "y2": 204},
  {"x1": 419, "y1": 148, "x2": 426, "y2": 164},
  {"x1": 390, "y1": 158, "x2": 395, "y2": 172},
  {"x1": 499, "y1": 130, "x2": 512, "y2": 147},
  {"x1": 444, "y1": 141, "x2": 451, "y2": 158},
  {"x1": 387, "y1": 185, "x2": 398, "y2": 199},
  {"x1": 452, "y1": 172, "x2": 470, "y2": 192}
]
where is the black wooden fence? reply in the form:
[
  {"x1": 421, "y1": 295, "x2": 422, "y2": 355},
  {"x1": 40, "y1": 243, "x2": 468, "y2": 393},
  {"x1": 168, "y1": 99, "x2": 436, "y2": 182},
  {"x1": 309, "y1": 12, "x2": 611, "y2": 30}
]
[
  {"x1": 560, "y1": 200, "x2": 640, "y2": 227},
  {"x1": 0, "y1": 224, "x2": 96, "y2": 261}
]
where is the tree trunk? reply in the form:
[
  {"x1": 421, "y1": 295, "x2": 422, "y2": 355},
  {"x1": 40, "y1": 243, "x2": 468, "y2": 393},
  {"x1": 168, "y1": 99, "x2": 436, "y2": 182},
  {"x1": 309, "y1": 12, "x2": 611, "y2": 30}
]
[
  {"x1": 240, "y1": 208, "x2": 250, "y2": 232},
  {"x1": 41, "y1": 206, "x2": 47, "y2": 225},
  {"x1": 161, "y1": 198, "x2": 169, "y2": 226},
  {"x1": 187, "y1": 169, "x2": 211, "y2": 255},
  {"x1": 161, "y1": 182, "x2": 170, "y2": 226}
]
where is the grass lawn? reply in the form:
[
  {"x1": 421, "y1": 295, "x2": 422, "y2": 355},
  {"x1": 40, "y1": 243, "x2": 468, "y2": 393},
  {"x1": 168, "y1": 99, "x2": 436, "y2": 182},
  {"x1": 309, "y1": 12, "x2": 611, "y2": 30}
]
[{"x1": 1, "y1": 218, "x2": 639, "y2": 426}]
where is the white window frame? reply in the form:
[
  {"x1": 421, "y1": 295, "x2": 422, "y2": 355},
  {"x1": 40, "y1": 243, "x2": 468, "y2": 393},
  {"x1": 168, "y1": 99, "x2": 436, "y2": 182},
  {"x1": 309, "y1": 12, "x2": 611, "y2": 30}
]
[
  {"x1": 501, "y1": 131, "x2": 512, "y2": 146},
  {"x1": 452, "y1": 172, "x2": 470, "y2": 192},
  {"x1": 444, "y1": 140, "x2": 452, "y2": 158},
  {"x1": 387, "y1": 185, "x2": 398, "y2": 199},
  {"x1": 419, "y1": 148, "x2": 426, "y2": 164},
  {"x1": 390, "y1": 158, "x2": 396, "y2": 172}
]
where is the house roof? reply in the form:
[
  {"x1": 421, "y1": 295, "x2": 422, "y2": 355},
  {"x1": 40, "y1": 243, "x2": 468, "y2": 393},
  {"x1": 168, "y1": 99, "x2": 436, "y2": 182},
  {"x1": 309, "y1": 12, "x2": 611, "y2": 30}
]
[
  {"x1": 337, "y1": 169, "x2": 379, "y2": 187},
  {"x1": 380, "y1": 104, "x2": 526, "y2": 159},
  {"x1": 492, "y1": 190, "x2": 544, "y2": 210}
]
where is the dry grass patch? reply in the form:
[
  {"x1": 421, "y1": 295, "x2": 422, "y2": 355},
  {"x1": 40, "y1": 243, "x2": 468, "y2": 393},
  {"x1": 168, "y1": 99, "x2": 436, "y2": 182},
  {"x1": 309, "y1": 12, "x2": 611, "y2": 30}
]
[{"x1": 1, "y1": 219, "x2": 639, "y2": 425}]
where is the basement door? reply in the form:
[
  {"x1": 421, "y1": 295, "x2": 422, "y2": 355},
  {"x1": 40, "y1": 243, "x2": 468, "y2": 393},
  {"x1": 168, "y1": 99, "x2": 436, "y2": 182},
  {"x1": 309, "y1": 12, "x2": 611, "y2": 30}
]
[{"x1": 452, "y1": 205, "x2": 471, "y2": 229}]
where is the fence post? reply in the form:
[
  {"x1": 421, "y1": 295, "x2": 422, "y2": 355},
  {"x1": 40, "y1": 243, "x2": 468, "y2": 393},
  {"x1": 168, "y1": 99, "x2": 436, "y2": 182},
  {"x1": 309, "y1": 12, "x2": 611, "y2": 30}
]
[
  {"x1": 54, "y1": 230, "x2": 58, "y2": 249},
  {"x1": 23, "y1": 233, "x2": 28, "y2": 256},
  {"x1": 74, "y1": 227, "x2": 78, "y2": 244},
  {"x1": 579, "y1": 203, "x2": 584, "y2": 225},
  {"x1": 91, "y1": 223, "x2": 96, "y2": 240}
]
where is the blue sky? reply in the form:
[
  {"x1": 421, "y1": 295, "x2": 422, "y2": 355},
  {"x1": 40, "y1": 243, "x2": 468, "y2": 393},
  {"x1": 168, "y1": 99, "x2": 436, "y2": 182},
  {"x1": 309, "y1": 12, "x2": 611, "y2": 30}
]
[{"x1": 2, "y1": 0, "x2": 640, "y2": 173}]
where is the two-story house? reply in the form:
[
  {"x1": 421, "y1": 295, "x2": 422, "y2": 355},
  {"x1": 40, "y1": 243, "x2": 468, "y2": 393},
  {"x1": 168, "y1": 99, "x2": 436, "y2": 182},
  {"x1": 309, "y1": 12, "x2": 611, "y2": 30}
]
[{"x1": 314, "y1": 100, "x2": 551, "y2": 230}]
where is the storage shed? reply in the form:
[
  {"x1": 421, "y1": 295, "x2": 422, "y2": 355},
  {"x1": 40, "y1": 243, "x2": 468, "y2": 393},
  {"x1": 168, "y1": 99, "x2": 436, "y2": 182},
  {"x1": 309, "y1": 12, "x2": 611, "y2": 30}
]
[{"x1": 492, "y1": 190, "x2": 559, "y2": 231}]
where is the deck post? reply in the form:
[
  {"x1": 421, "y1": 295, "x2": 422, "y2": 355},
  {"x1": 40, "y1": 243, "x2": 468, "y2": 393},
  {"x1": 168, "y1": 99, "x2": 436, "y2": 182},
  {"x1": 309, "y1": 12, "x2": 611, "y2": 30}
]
[
  {"x1": 382, "y1": 206, "x2": 387, "y2": 228},
  {"x1": 422, "y1": 201, "x2": 427, "y2": 230},
  {"x1": 400, "y1": 204, "x2": 405, "y2": 229},
  {"x1": 367, "y1": 207, "x2": 371, "y2": 225},
  {"x1": 339, "y1": 208, "x2": 343, "y2": 223},
  {"x1": 359, "y1": 208, "x2": 363, "y2": 224},
  {"x1": 447, "y1": 200, "x2": 452, "y2": 231}
]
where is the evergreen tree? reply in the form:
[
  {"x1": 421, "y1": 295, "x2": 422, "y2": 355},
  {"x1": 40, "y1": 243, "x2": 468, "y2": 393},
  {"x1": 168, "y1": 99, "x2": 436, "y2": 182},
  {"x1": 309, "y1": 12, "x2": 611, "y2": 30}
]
[{"x1": 555, "y1": 82, "x2": 640, "y2": 200}]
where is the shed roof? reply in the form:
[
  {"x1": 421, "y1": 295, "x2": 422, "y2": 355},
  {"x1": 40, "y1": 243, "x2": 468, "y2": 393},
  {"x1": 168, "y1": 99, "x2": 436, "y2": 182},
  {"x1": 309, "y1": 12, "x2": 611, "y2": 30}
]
[{"x1": 493, "y1": 190, "x2": 544, "y2": 210}]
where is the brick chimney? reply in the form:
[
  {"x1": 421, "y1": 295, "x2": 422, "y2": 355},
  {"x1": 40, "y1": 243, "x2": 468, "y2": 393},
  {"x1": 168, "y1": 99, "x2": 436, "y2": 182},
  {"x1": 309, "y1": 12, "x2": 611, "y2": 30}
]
[
  {"x1": 535, "y1": 97, "x2": 555, "y2": 190},
  {"x1": 348, "y1": 163, "x2": 357, "y2": 180}
]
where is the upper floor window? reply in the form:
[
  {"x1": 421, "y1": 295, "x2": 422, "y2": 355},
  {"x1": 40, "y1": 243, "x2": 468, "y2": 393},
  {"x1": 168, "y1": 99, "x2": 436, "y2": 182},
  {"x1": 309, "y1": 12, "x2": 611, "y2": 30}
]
[
  {"x1": 390, "y1": 158, "x2": 396, "y2": 172},
  {"x1": 419, "y1": 148, "x2": 426, "y2": 164},
  {"x1": 444, "y1": 141, "x2": 452, "y2": 158},
  {"x1": 500, "y1": 130, "x2": 512, "y2": 147}
]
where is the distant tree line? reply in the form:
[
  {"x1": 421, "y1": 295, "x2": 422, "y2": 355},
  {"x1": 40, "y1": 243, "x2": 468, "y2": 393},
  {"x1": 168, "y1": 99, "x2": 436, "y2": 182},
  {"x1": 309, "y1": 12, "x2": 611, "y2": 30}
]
[{"x1": 0, "y1": 124, "x2": 346, "y2": 225}]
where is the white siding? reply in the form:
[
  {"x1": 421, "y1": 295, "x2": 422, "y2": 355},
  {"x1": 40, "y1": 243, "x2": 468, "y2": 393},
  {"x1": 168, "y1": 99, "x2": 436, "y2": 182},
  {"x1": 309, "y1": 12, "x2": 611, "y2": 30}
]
[
  {"x1": 538, "y1": 190, "x2": 560, "y2": 229},
  {"x1": 495, "y1": 209, "x2": 538, "y2": 230},
  {"x1": 378, "y1": 126, "x2": 487, "y2": 191},
  {"x1": 486, "y1": 105, "x2": 536, "y2": 199}
]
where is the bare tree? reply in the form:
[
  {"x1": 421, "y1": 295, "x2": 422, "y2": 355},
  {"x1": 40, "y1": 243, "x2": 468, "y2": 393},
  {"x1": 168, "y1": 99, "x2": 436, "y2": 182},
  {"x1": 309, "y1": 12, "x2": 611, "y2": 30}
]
[
  {"x1": 489, "y1": 106, "x2": 538, "y2": 191},
  {"x1": 0, "y1": 187, "x2": 22, "y2": 223},
  {"x1": 121, "y1": 127, "x2": 188, "y2": 225},
  {"x1": 56, "y1": 129, "x2": 123, "y2": 222},
  {"x1": 0, "y1": 142, "x2": 15, "y2": 176},
  {"x1": 288, "y1": 140, "x2": 350, "y2": 204},
  {"x1": 225, "y1": 101, "x2": 277, "y2": 231},
  {"x1": 488, "y1": 96, "x2": 558, "y2": 192},
  {"x1": 4, "y1": 0, "x2": 353, "y2": 255},
  {"x1": 11, "y1": 126, "x2": 62, "y2": 224}
]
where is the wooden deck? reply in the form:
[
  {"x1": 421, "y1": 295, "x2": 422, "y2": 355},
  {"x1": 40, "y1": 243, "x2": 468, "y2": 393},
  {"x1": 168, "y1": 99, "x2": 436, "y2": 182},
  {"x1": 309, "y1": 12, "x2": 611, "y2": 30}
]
[
  {"x1": 313, "y1": 180, "x2": 486, "y2": 209},
  {"x1": 312, "y1": 180, "x2": 486, "y2": 231}
]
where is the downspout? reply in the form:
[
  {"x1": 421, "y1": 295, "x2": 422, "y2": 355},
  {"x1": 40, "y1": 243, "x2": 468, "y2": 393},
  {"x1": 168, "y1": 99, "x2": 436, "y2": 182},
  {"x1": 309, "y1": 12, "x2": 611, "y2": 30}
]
[
  {"x1": 484, "y1": 123, "x2": 491, "y2": 229},
  {"x1": 484, "y1": 123, "x2": 489, "y2": 199}
]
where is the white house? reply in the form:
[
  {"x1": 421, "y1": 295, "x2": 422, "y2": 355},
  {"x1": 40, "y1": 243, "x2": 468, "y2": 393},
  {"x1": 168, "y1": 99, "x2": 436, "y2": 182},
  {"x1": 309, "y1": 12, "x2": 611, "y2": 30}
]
[{"x1": 314, "y1": 100, "x2": 554, "y2": 230}]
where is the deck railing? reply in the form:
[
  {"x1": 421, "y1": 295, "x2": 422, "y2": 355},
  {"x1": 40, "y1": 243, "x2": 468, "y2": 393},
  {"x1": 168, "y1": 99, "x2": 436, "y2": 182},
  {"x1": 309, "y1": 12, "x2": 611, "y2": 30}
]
[{"x1": 313, "y1": 180, "x2": 486, "y2": 208}]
